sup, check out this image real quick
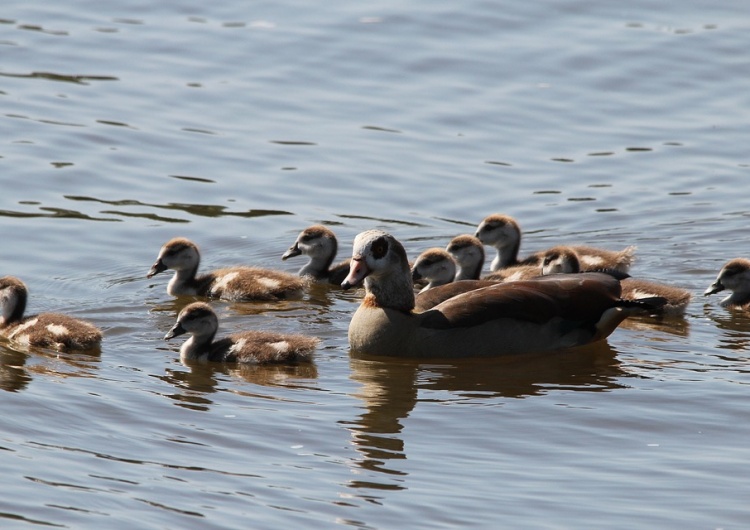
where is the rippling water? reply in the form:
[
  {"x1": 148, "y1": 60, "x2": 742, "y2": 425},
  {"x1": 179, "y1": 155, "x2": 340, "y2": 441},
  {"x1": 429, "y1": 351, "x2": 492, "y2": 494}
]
[{"x1": 2, "y1": 0, "x2": 750, "y2": 528}]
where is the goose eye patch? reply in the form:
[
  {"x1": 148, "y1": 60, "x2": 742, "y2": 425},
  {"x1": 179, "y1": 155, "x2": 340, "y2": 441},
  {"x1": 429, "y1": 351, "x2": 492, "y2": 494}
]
[{"x1": 371, "y1": 237, "x2": 388, "y2": 259}]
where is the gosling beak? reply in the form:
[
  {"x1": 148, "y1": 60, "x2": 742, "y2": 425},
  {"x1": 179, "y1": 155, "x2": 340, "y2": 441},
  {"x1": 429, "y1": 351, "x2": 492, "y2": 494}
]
[
  {"x1": 704, "y1": 279, "x2": 725, "y2": 296},
  {"x1": 164, "y1": 322, "x2": 187, "y2": 340},
  {"x1": 147, "y1": 259, "x2": 167, "y2": 278},
  {"x1": 412, "y1": 268, "x2": 423, "y2": 282},
  {"x1": 282, "y1": 243, "x2": 301, "y2": 260}
]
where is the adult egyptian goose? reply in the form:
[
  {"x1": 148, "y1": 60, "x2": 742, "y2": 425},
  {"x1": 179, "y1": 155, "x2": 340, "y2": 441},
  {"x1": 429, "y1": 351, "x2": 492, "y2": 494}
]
[
  {"x1": 541, "y1": 246, "x2": 691, "y2": 316},
  {"x1": 147, "y1": 237, "x2": 305, "y2": 301},
  {"x1": 0, "y1": 276, "x2": 102, "y2": 351},
  {"x1": 704, "y1": 258, "x2": 750, "y2": 308},
  {"x1": 340, "y1": 229, "x2": 653, "y2": 358},
  {"x1": 474, "y1": 213, "x2": 636, "y2": 273},
  {"x1": 164, "y1": 302, "x2": 318, "y2": 363},
  {"x1": 281, "y1": 224, "x2": 350, "y2": 285}
]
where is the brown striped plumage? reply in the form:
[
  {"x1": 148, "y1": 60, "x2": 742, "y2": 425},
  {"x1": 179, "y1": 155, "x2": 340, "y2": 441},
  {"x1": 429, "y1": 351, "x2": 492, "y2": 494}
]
[
  {"x1": 475, "y1": 213, "x2": 636, "y2": 273},
  {"x1": 0, "y1": 276, "x2": 102, "y2": 351},
  {"x1": 542, "y1": 245, "x2": 691, "y2": 316},
  {"x1": 148, "y1": 237, "x2": 305, "y2": 301},
  {"x1": 164, "y1": 302, "x2": 318, "y2": 364}
]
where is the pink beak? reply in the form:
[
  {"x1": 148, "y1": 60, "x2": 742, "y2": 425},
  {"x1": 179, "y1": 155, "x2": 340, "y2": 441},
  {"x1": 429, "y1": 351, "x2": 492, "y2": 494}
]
[{"x1": 341, "y1": 257, "x2": 370, "y2": 290}]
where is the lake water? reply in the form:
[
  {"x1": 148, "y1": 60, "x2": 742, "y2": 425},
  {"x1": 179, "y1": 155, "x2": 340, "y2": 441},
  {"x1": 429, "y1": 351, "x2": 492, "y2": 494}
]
[{"x1": 1, "y1": 0, "x2": 749, "y2": 528}]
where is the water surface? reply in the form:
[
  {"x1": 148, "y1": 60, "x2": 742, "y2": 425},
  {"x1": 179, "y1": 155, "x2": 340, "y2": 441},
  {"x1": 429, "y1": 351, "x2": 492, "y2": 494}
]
[{"x1": 1, "y1": 0, "x2": 750, "y2": 528}]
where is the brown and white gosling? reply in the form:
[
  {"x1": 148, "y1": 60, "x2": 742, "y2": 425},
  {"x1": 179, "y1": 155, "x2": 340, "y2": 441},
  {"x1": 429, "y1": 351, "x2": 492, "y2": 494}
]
[
  {"x1": 445, "y1": 235, "x2": 486, "y2": 281},
  {"x1": 414, "y1": 241, "x2": 563, "y2": 311},
  {"x1": 704, "y1": 258, "x2": 750, "y2": 309},
  {"x1": 281, "y1": 225, "x2": 351, "y2": 285},
  {"x1": 445, "y1": 234, "x2": 540, "y2": 282},
  {"x1": 148, "y1": 237, "x2": 305, "y2": 301},
  {"x1": 411, "y1": 248, "x2": 459, "y2": 293},
  {"x1": 0, "y1": 276, "x2": 102, "y2": 351},
  {"x1": 541, "y1": 245, "x2": 691, "y2": 316},
  {"x1": 474, "y1": 213, "x2": 636, "y2": 273},
  {"x1": 409, "y1": 248, "x2": 493, "y2": 312},
  {"x1": 164, "y1": 302, "x2": 318, "y2": 363}
]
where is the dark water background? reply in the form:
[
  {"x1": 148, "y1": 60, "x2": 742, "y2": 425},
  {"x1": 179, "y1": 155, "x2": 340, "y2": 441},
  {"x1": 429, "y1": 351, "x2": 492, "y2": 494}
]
[{"x1": 1, "y1": 1, "x2": 749, "y2": 528}]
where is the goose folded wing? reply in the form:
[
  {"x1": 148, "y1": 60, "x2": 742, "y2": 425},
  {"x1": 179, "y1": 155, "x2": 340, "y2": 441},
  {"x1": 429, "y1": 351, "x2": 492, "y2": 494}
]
[
  {"x1": 415, "y1": 280, "x2": 496, "y2": 312},
  {"x1": 419, "y1": 273, "x2": 622, "y2": 329}
]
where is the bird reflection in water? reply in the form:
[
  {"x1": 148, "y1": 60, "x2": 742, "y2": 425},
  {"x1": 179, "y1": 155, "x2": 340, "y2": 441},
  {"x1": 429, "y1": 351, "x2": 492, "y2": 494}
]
[
  {"x1": 158, "y1": 360, "x2": 319, "y2": 411},
  {"x1": 340, "y1": 341, "x2": 628, "y2": 500},
  {"x1": 0, "y1": 342, "x2": 101, "y2": 392},
  {"x1": 702, "y1": 303, "x2": 750, "y2": 353}
]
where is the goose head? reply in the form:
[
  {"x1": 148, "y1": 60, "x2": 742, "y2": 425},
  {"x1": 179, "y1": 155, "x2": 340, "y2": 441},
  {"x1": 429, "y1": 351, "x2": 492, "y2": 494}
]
[
  {"x1": 411, "y1": 248, "x2": 457, "y2": 292},
  {"x1": 474, "y1": 214, "x2": 522, "y2": 270},
  {"x1": 165, "y1": 302, "x2": 219, "y2": 343},
  {"x1": 704, "y1": 258, "x2": 750, "y2": 307},
  {"x1": 541, "y1": 246, "x2": 581, "y2": 275},
  {"x1": 148, "y1": 238, "x2": 200, "y2": 278},
  {"x1": 446, "y1": 234, "x2": 485, "y2": 281},
  {"x1": 0, "y1": 276, "x2": 28, "y2": 326},
  {"x1": 282, "y1": 225, "x2": 338, "y2": 276},
  {"x1": 341, "y1": 230, "x2": 413, "y2": 306}
]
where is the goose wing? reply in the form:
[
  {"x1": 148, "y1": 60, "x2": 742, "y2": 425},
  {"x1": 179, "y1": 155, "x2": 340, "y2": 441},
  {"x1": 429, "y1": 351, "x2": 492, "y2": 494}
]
[
  {"x1": 414, "y1": 280, "x2": 496, "y2": 312},
  {"x1": 420, "y1": 273, "x2": 622, "y2": 329}
]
